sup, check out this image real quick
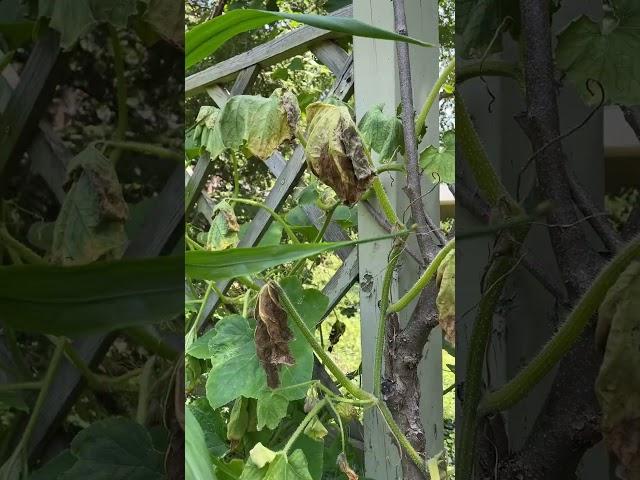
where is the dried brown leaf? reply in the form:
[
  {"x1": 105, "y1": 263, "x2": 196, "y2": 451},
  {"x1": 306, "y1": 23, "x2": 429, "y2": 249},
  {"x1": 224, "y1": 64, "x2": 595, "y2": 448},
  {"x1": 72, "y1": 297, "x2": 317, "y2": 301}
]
[
  {"x1": 254, "y1": 284, "x2": 294, "y2": 388},
  {"x1": 337, "y1": 452, "x2": 359, "y2": 480},
  {"x1": 305, "y1": 103, "x2": 375, "y2": 205}
]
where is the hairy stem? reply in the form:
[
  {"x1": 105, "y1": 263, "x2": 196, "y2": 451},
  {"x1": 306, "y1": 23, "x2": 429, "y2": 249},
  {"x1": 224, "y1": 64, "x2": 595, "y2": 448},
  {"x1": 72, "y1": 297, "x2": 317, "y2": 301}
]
[
  {"x1": 479, "y1": 233, "x2": 640, "y2": 415},
  {"x1": 97, "y1": 140, "x2": 182, "y2": 161},
  {"x1": 388, "y1": 238, "x2": 455, "y2": 314},
  {"x1": 372, "y1": 177, "x2": 401, "y2": 226},
  {"x1": 373, "y1": 240, "x2": 405, "y2": 397},
  {"x1": 272, "y1": 280, "x2": 371, "y2": 401},
  {"x1": 415, "y1": 59, "x2": 455, "y2": 138},
  {"x1": 228, "y1": 197, "x2": 299, "y2": 244},
  {"x1": 108, "y1": 26, "x2": 128, "y2": 163}
]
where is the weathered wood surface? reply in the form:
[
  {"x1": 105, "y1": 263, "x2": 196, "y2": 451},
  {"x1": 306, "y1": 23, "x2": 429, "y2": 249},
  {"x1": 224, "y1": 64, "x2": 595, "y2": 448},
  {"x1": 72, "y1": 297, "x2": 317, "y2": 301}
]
[
  {"x1": 0, "y1": 29, "x2": 61, "y2": 177},
  {"x1": 195, "y1": 57, "x2": 356, "y2": 331},
  {"x1": 185, "y1": 5, "x2": 351, "y2": 95}
]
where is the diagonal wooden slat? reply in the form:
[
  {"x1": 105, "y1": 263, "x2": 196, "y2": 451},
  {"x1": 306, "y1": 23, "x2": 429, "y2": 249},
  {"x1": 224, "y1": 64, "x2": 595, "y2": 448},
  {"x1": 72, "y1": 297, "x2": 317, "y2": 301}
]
[
  {"x1": 2, "y1": 64, "x2": 71, "y2": 203},
  {"x1": 311, "y1": 41, "x2": 350, "y2": 77},
  {"x1": 0, "y1": 29, "x2": 61, "y2": 177},
  {"x1": 186, "y1": 5, "x2": 352, "y2": 96},
  {"x1": 196, "y1": 57, "x2": 356, "y2": 332}
]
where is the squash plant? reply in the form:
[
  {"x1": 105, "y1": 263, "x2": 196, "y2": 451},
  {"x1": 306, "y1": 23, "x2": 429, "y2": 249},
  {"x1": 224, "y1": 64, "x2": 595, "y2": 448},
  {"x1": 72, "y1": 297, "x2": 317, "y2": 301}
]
[
  {"x1": 457, "y1": 0, "x2": 640, "y2": 478},
  {"x1": 184, "y1": 4, "x2": 454, "y2": 480},
  {"x1": 0, "y1": 1, "x2": 182, "y2": 479}
]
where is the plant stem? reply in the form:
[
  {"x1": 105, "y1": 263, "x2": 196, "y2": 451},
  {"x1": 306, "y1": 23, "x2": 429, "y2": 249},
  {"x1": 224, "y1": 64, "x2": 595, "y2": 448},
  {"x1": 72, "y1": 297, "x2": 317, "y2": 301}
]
[
  {"x1": 415, "y1": 58, "x2": 455, "y2": 138},
  {"x1": 227, "y1": 197, "x2": 299, "y2": 244},
  {"x1": 388, "y1": 238, "x2": 455, "y2": 314},
  {"x1": 97, "y1": 140, "x2": 182, "y2": 162},
  {"x1": 231, "y1": 151, "x2": 240, "y2": 199},
  {"x1": 108, "y1": 26, "x2": 128, "y2": 163},
  {"x1": 376, "y1": 162, "x2": 406, "y2": 175},
  {"x1": 377, "y1": 402, "x2": 427, "y2": 476},
  {"x1": 124, "y1": 327, "x2": 179, "y2": 361},
  {"x1": 272, "y1": 281, "x2": 372, "y2": 401},
  {"x1": 373, "y1": 241, "x2": 404, "y2": 397},
  {"x1": 479, "y1": 233, "x2": 640, "y2": 415},
  {"x1": 290, "y1": 201, "x2": 340, "y2": 275},
  {"x1": 136, "y1": 356, "x2": 156, "y2": 425},
  {"x1": 457, "y1": 59, "x2": 523, "y2": 87},
  {"x1": 18, "y1": 338, "x2": 65, "y2": 450},
  {"x1": 372, "y1": 177, "x2": 401, "y2": 226},
  {"x1": 393, "y1": 0, "x2": 441, "y2": 262},
  {"x1": 0, "y1": 225, "x2": 46, "y2": 265},
  {"x1": 282, "y1": 398, "x2": 327, "y2": 454},
  {"x1": 0, "y1": 382, "x2": 42, "y2": 392}
]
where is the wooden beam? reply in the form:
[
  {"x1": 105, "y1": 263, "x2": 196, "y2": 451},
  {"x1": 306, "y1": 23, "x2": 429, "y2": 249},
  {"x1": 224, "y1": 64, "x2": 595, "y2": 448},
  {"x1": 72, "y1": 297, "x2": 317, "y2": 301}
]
[
  {"x1": 0, "y1": 29, "x2": 61, "y2": 177},
  {"x1": 185, "y1": 5, "x2": 352, "y2": 96},
  {"x1": 311, "y1": 41, "x2": 350, "y2": 77}
]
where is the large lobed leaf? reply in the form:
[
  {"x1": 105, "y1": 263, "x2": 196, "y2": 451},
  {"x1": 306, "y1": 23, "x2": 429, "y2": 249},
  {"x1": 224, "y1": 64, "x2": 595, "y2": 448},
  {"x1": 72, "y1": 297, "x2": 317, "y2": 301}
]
[
  {"x1": 190, "y1": 277, "x2": 328, "y2": 431},
  {"x1": 0, "y1": 255, "x2": 182, "y2": 335},
  {"x1": 29, "y1": 418, "x2": 164, "y2": 480},
  {"x1": 556, "y1": 0, "x2": 640, "y2": 105},
  {"x1": 185, "y1": 8, "x2": 433, "y2": 68},
  {"x1": 420, "y1": 130, "x2": 455, "y2": 184},
  {"x1": 193, "y1": 91, "x2": 299, "y2": 161},
  {"x1": 357, "y1": 104, "x2": 404, "y2": 163}
]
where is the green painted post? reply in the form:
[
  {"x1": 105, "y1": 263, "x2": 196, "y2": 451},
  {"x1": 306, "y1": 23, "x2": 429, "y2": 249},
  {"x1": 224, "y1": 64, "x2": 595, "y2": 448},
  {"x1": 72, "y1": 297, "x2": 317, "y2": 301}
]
[{"x1": 353, "y1": 0, "x2": 442, "y2": 477}]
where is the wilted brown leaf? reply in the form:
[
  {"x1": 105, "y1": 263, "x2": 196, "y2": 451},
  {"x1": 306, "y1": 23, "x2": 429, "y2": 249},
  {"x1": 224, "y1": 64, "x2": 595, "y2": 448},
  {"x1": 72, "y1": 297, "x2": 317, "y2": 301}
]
[
  {"x1": 436, "y1": 247, "x2": 455, "y2": 345},
  {"x1": 305, "y1": 102, "x2": 375, "y2": 205},
  {"x1": 596, "y1": 261, "x2": 640, "y2": 479},
  {"x1": 254, "y1": 283, "x2": 294, "y2": 388}
]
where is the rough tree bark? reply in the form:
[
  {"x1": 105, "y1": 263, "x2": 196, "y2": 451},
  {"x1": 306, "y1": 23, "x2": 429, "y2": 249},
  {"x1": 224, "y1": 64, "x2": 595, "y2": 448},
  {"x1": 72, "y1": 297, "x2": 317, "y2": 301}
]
[{"x1": 481, "y1": 1, "x2": 620, "y2": 478}]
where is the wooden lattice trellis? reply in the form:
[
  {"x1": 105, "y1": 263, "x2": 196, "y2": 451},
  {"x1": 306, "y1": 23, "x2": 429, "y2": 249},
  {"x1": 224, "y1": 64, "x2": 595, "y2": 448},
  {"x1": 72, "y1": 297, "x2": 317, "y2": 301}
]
[
  {"x1": 0, "y1": 29, "x2": 183, "y2": 460},
  {"x1": 185, "y1": 3, "x2": 443, "y2": 478}
]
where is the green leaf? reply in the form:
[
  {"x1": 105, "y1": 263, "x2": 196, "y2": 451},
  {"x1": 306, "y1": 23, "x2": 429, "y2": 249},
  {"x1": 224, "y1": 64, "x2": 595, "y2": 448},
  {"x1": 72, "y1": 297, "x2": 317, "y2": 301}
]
[
  {"x1": 185, "y1": 232, "x2": 397, "y2": 281},
  {"x1": 290, "y1": 436, "x2": 324, "y2": 480},
  {"x1": 596, "y1": 261, "x2": 640, "y2": 476},
  {"x1": 239, "y1": 222, "x2": 283, "y2": 247},
  {"x1": 28, "y1": 450, "x2": 77, "y2": 480},
  {"x1": 0, "y1": 391, "x2": 28, "y2": 413},
  {"x1": 186, "y1": 407, "x2": 217, "y2": 480},
  {"x1": 419, "y1": 130, "x2": 455, "y2": 184},
  {"x1": 51, "y1": 146, "x2": 128, "y2": 265},
  {"x1": 38, "y1": 0, "x2": 142, "y2": 49},
  {"x1": 218, "y1": 92, "x2": 300, "y2": 160},
  {"x1": 0, "y1": 0, "x2": 33, "y2": 49},
  {"x1": 201, "y1": 201, "x2": 240, "y2": 251},
  {"x1": 457, "y1": 0, "x2": 520, "y2": 59},
  {"x1": 239, "y1": 450, "x2": 312, "y2": 480},
  {"x1": 358, "y1": 104, "x2": 404, "y2": 163},
  {"x1": 556, "y1": 0, "x2": 640, "y2": 105},
  {"x1": 62, "y1": 418, "x2": 164, "y2": 479},
  {"x1": 205, "y1": 278, "x2": 328, "y2": 431},
  {"x1": 193, "y1": 106, "x2": 225, "y2": 159},
  {"x1": 249, "y1": 443, "x2": 277, "y2": 469},
  {"x1": 0, "y1": 255, "x2": 182, "y2": 335},
  {"x1": 188, "y1": 398, "x2": 228, "y2": 457},
  {"x1": 194, "y1": 91, "x2": 300, "y2": 161},
  {"x1": 143, "y1": 0, "x2": 183, "y2": 47},
  {"x1": 185, "y1": 9, "x2": 433, "y2": 68}
]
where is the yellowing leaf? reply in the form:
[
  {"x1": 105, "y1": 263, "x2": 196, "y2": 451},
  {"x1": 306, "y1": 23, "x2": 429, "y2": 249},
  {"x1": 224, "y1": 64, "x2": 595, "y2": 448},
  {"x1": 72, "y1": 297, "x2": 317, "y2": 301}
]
[
  {"x1": 596, "y1": 261, "x2": 640, "y2": 479},
  {"x1": 220, "y1": 91, "x2": 300, "y2": 160},
  {"x1": 436, "y1": 247, "x2": 455, "y2": 345},
  {"x1": 198, "y1": 200, "x2": 239, "y2": 251},
  {"x1": 303, "y1": 417, "x2": 328, "y2": 441},
  {"x1": 51, "y1": 146, "x2": 128, "y2": 265},
  {"x1": 305, "y1": 102, "x2": 375, "y2": 205},
  {"x1": 249, "y1": 443, "x2": 277, "y2": 469}
]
